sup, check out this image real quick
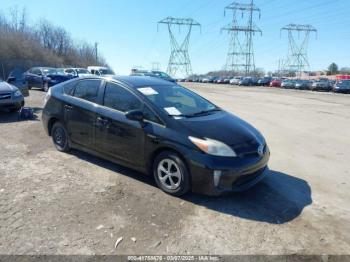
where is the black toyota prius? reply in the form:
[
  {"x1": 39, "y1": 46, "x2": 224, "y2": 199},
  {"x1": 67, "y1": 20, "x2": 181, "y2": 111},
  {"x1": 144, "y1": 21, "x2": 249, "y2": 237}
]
[{"x1": 42, "y1": 76, "x2": 270, "y2": 196}]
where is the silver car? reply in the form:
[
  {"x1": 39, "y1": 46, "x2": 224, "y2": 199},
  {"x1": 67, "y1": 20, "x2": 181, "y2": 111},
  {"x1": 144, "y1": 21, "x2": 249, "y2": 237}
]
[{"x1": 0, "y1": 80, "x2": 26, "y2": 112}]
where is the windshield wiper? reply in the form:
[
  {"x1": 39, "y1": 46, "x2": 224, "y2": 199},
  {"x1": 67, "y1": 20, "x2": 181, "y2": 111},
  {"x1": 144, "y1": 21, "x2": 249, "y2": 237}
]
[{"x1": 186, "y1": 108, "x2": 222, "y2": 117}]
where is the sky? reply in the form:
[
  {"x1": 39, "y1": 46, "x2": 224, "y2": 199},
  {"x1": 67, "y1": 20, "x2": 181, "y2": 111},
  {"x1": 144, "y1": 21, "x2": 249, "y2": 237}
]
[{"x1": 1, "y1": 0, "x2": 349, "y2": 76}]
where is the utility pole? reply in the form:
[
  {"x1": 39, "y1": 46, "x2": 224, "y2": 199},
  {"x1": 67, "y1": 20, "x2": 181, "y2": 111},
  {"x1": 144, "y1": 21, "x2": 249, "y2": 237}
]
[
  {"x1": 158, "y1": 17, "x2": 201, "y2": 78},
  {"x1": 94, "y1": 42, "x2": 99, "y2": 62},
  {"x1": 222, "y1": 1, "x2": 262, "y2": 76},
  {"x1": 151, "y1": 62, "x2": 161, "y2": 71},
  {"x1": 281, "y1": 24, "x2": 317, "y2": 78}
]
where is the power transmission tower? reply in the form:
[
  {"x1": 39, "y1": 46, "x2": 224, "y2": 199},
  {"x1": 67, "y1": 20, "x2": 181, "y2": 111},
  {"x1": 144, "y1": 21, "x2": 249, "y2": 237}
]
[
  {"x1": 281, "y1": 24, "x2": 317, "y2": 77},
  {"x1": 158, "y1": 17, "x2": 201, "y2": 78},
  {"x1": 151, "y1": 62, "x2": 161, "y2": 71},
  {"x1": 222, "y1": 1, "x2": 262, "y2": 76}
]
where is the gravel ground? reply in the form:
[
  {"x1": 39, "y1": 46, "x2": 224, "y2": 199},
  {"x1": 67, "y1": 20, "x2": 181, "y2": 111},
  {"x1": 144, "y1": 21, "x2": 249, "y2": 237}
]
[{"x1": 0, "y1": 84, "x2": 349, "y2": 255}]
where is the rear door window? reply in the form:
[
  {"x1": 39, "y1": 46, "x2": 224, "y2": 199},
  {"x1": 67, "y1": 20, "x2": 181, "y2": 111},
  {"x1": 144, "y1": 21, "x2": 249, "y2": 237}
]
[{"x1": 73, "y1": 79, "x2": 102, "y2": 103}]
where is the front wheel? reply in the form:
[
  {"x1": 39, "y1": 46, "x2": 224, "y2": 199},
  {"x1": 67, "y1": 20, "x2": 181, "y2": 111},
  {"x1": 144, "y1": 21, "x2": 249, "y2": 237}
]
[
  {"x1": 51, "y1": 122, "x2": 70, "y2": 152},
  {"x1": 43, "y1": 81, "x2": 49, "y2": 92},
  {"x1": 153, "y1": 151, "x2": 190, "y2": 196},
  {"x1": 26, "y1": 81, "x2": 32, "y2": 90}
]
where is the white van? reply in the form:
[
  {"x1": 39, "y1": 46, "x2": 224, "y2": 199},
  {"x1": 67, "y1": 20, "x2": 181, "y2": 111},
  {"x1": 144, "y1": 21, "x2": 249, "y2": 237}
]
[{"x1": 87, "y1": 66, "x2": 115, "y2": 76}]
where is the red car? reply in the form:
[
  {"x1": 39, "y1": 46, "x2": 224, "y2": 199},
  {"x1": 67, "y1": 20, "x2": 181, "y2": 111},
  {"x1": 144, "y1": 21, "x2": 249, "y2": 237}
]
[{"x1": 270, "y1": 79, "x2": 282, "y2": 87}]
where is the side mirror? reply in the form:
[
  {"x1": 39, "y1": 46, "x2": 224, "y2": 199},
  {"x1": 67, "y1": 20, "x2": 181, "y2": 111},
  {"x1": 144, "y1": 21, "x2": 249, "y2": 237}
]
[
  {"x1": 125, "y1": 110, "x2": 144, "y2": 122},
  {"x1": 7, "y1": 76, "x2": 16, "y2": 83}
]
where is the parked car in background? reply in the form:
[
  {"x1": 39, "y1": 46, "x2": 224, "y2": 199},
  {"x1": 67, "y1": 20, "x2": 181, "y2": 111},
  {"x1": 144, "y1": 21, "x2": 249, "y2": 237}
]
[
  {"x1": 209, "y1": 76, "x2": 219, "y2": 83},
  {"x1": 202, "y1": 77, "x2": 210, "y2": 83},
  {"x1": 131, "y1": 70, "x2": 157, "y2": 77},
  {"x1": 270, "y1": 78, "x2": 282, "y2": 87},
  {"x1": 62, "y1": 68, "x2": 93, "y2": 78},
  {"x1": 88, "y1": 66, "x2": 115, "y2": 76},
  {"x1": 239, "y1": 77, "x2": 258, "y2": 86},
  {"x1": 42, "y1": 76, "x2": 270, "y2": 196},
  {"x1": 0, "y1": 80, "x2": 25, "y2": 112},
  {"x1": 281, "y1": 79, "x2": 296, "y2": 89},
  {"x1": 151, "y1": 71, "x2": 176, "y2": 83},
  {"x1": 257, "y1": 77, "x2": 272, "y2": 86},
  {"x1": 6, "y1": 69, "x2": 30, "y2": 96},
  {"x1": 216, "y1": 77, "x2": 226, "y2": 84},
  {"x1": 223, "y1": 77, "x2": 231, "y2": 84},
  {"x1": 239, "y1": 77, "x2": 251, "y2": 86},
  {"x1": 24, "y1": 67, "x2": 72, "y2": 92},
  {"x1": 230, "y1": 77, "x2": 242, "y2": 85},
  {"x1": 333, "y1": 80, "x2": 350, "y2": 94},
  {"x1": 295, "y1": 80, "x2": 311, "y2": 90},
  {"x1": 131, "y1": 69, "x2": 176, "y2": 83},
  {"x1": 310, "y1": 80, "x2": 332, "y2": 92}
]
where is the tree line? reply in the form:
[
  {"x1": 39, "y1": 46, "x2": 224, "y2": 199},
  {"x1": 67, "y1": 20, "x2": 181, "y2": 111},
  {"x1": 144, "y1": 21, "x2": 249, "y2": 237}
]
[{"x1": 0, "y1": 7, "x2": 107, "y2": 79}]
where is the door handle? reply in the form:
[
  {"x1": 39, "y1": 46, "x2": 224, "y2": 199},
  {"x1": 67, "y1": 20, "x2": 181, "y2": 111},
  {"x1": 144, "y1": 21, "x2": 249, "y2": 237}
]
[
  {"x1": 147, "y1": 134, "x2": 160, "y2": 143},
  {"x1": 96, "y1": 117, "x2": 110, "y2": 127},
  {"x1": 64, "y1": 104, "x2": 73, "y2": 110}
]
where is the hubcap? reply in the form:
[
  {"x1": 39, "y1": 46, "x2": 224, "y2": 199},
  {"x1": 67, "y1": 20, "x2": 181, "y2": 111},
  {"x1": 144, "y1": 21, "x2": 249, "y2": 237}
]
[
  {"x1": 53, "y1": 128, "x2": 65, "y2": 146},
  {"x1": 157, "y1": 159, "x2": 181, "y2": 190}
]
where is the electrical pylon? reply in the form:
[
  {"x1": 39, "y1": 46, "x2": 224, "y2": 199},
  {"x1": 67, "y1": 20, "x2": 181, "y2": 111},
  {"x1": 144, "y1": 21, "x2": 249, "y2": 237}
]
[
  {"x1": 222, "y1": 1, "x2": 262, "y2": 76},
  {"x1": 281, "y1": 24, "x2": 317, "y2": 76},
  {"x1": 158, "y1": 17, "x2": 201, "y2": 78}
]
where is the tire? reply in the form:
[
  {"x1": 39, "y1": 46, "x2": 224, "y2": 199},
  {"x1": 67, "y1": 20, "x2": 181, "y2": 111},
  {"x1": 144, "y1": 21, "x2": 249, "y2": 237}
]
[
  {"x1": 26, "y1": 81, "x2": 32, "y2": 90},
  {"x1": 9, "y1": 106, "x2": 21, "y2": 113},
  {"x1": 51, "y1": 122, "x2": 70, "y2": 152},
  {"x1": 43, "y1": 81, "x2": 49, "y2": 92},
  {"x1": 153, "y1": 151, "x2": 190, "y2": 196}
]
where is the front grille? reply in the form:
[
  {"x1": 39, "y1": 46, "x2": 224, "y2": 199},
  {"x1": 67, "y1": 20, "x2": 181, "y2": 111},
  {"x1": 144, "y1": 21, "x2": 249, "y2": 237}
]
[
  {"x1": 0, "y1": 93, "x2": 12, "y2": 100},
  {"x1": 232, "y1": 140, "x2": 264, "y2": 157}
]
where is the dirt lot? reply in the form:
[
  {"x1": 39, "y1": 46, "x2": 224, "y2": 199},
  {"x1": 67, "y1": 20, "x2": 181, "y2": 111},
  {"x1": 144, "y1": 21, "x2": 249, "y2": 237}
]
[{"x1": 0, "y1": 83, "x2": 350, "y2": 255}]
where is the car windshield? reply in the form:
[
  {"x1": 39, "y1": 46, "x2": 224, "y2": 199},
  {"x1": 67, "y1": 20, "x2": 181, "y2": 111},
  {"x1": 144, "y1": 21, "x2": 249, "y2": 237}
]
[
  {"x1": 76, "y1": 69, "x2": 90, "y2": 74},
  {"x1": 137, "y1": 85, "x2": 218, "y2": 118},
  {"x1": 42, "y1": 68, "x2": 57, "y2": 75},
  {"x1": 339, "y1": 81, "x2": 350, "y2": 87}
]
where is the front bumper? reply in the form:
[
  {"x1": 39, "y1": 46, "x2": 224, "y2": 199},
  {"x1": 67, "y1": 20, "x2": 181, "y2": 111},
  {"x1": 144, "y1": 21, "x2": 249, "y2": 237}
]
[
  {"x1": 186, "y1": 146, "x2": 270, "y2": 196},
  {"x1": 0, "y1": 96, "x2": 24, "y2": 109}
]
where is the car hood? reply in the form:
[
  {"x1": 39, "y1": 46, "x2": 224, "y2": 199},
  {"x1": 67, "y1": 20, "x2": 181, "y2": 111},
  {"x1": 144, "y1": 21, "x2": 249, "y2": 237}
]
[
  {"x1": 178, "y1": 111, "x2": 264, "y2": 146},
  {"x1": 0, "y1": 81, "x2": 17, "y2": 92}
]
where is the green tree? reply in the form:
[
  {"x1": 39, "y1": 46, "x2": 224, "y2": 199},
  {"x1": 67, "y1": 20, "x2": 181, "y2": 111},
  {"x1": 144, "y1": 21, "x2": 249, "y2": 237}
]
[{"x1": 328, "y1": 63, "x2": 339, "y2": 75}]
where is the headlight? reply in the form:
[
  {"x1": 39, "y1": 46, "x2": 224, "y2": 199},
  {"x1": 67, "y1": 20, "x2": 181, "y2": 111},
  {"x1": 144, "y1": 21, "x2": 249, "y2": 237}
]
[
  {"x1": 13, "y1": 90, "x2": 22, "y2": 97},
  {"x1": 189, "y1": 136, "x2": 237, "y2": 157}
]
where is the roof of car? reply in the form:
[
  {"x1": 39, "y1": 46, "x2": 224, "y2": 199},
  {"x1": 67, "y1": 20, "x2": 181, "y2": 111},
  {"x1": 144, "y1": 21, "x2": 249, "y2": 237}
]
[{"x1": 112, "y1": 76, "x2": 174, "y2": 87}]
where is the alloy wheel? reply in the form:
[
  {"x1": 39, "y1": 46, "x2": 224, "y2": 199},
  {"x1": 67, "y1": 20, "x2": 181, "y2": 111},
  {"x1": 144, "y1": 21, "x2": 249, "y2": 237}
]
[
  {"x1": 157, "y1": 159, "x2": 182, "y2": 190},
  {"x1": 53, "y1": 127, "x2": 65, "y2": 147}
]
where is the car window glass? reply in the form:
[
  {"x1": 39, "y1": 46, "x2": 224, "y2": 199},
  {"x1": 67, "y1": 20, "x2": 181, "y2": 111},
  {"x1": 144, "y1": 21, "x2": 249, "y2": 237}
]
[
  {"x1": 143, "y1": 106, "x2": 161, "y2": 124},
  {"x1": 165, "y1": 87, "x2": 196, "y2": 108},
  {"x1": 33, "y1": 69, "x2": 41, "y2": 75},
  {"x1": 63, "y1": 81, "x2": 77, "y2": 95},
  {"x1": 73, "y1": 79, "x2": 101, "y2": 103},
  {"x1": 103, "y1": 82, "x2": 142, "y2": 112}
]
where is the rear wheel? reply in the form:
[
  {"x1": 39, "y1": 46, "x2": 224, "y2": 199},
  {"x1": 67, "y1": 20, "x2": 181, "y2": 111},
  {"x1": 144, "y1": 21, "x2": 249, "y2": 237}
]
[
  {"x1": 153, "y1": 151, "x2": 190, "y2": 196},
  {"x1": 51, "y1": 122, "x2": 70, "y2": 152}
]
